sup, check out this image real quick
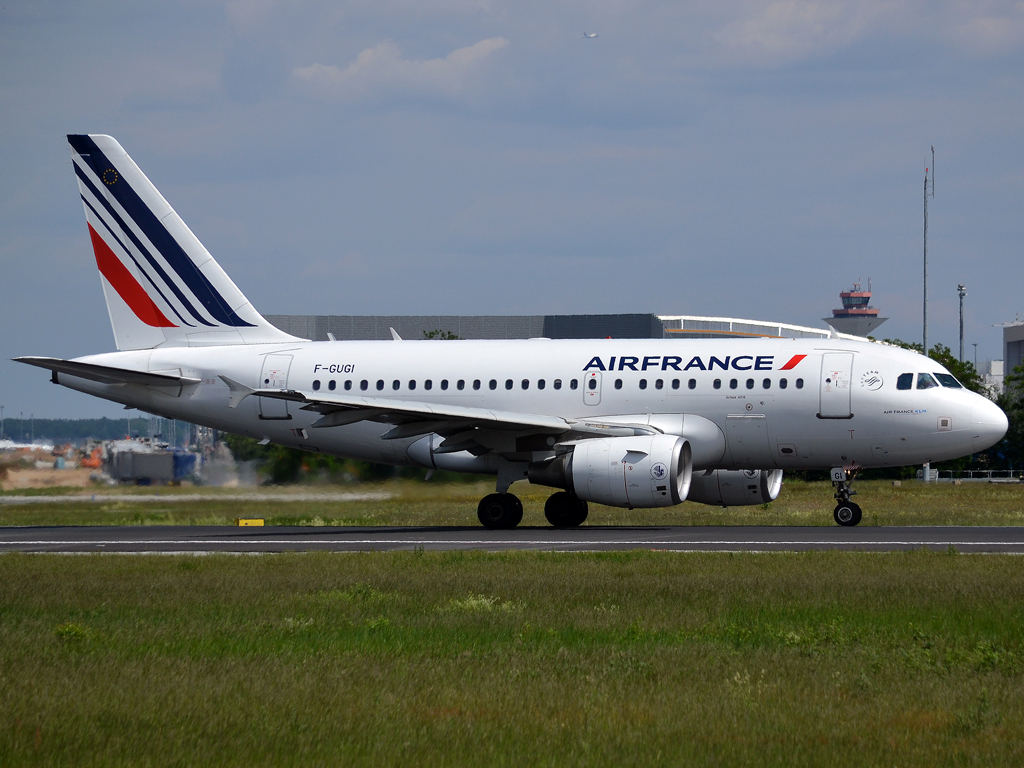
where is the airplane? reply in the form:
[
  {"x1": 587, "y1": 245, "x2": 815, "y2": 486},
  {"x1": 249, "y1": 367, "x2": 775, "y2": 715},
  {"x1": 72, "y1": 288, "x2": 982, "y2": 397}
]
[
  {"x1": 583, "y1": 32, "x2": 598, "y2": 38},
  {"x1": 15, "y1": 135, "x2": 1009, "y2": 528}
]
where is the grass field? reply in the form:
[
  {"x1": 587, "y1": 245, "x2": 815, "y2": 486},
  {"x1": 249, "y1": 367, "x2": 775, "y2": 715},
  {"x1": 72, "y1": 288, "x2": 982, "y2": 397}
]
[
  {"x1": 1, "y1": 550, "x2": 1022, "y2": 766},
  {"x1": 1, "y1": 479, "x2": 1024, "y2": 527}
]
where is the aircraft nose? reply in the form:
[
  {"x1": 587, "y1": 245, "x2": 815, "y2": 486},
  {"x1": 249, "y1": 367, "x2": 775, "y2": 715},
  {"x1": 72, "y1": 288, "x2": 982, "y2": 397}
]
[{"x1": 970, "y1": 398, "x2": 1009, "y2": 452}]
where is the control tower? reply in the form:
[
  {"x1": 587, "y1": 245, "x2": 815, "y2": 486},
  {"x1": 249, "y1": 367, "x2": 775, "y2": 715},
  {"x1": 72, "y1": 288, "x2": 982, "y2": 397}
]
[{"x1": 823, "y1": 281, "x2": 888, "y2": 337}]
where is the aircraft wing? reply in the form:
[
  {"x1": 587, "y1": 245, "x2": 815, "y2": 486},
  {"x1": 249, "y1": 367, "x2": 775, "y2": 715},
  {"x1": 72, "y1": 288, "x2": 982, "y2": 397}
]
[
  {"x1": 221, "y1": 376, "x2": 654, "y2": 453},
  {"x1": 14, "y1": 357, "x2": 200, "y2": 386}
]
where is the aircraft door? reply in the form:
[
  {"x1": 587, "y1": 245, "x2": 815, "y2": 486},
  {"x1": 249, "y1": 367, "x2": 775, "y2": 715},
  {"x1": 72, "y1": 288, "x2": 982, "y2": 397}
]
[
  {"x1": 259, "y1": 354, "x2": 293, "y2": 420},
  {"x1": 584, "y1": 371, "x2": 602, "y2": 406},
  {"x1": 819, "y1": 353, "x2": 854, "y2": 418}
]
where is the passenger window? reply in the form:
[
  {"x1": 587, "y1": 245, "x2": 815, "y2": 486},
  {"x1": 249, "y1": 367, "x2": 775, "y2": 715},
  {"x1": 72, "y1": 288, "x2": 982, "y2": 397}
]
[
  {"x1": 639, "y1": 379, "x2": 648, "y2": 390},
  {"x1": 713, "y1": 379, "x2": 722, "y2": 390},
  {"x1": 795, "y1": 378, "x2": 804, "y2": 389},
  {"x1": 457, "y1": 380, "x2": 465, "y2": 390},
  {"x1": 538, "y1": 379, "x2": 546, "y2": 390},
  {"x1": 407, "y1": 380, "x2": 415, "y2": 390},
  {"x1": 779, "y1": 378, "x2": 787, "y2": 389},
  {"x1": 729, "y1": 379, "x2": 738, "y2": 390},
  {"x1": 672, "y1": 379, "x2": 680, "y2": 390},
  {"x1": 424, "y1": 380, "x2": 432, "y2": 391},
  {"x1": 376, "y1": 380, "x2": 384, "y2": 391},
  {"x1": 762, "y1": 378, "x2": 771, "y2": 389},
  {"x1": 614, "y1": 379, "x2": 622, "y2": 390},
  {"x1": 745, "y1": 379, "x2": 754, "y2": 389},
  {"x1": 505, "y1": 379, "x2": 513, "y2": 390},
  {"x1": 589, "y1": 378, "x2": 598, "y2": 390},
  {"x1": 360, "y1": 380, "x2": 368, "y2": 391},
  {"x1": 935, "y1": 373, "x2": 963, "y2": 389},
  {"x1": 473, "y1": 380, "x2": 481, "y2": 390},
  {"x1": 344, "y1": 380, "x2": 352, "y2": 391},
  {"x1": 441, "y1": 379, "x2": 449, "y2": 390},
  {"x1": 688, "y1": 379, "x2": 696, "y2": 390},
  {"x1": 312, "y1": 380, "x2": 321, "y2": 391},
  {"x1": 521, "y1": 379, "x2": 529, "y2": 390},
  {"x1": 554, "y1": 379, "x2": 562, "y2": 390},
  {"x1": 570, "y1": 379, "x2": 579, "y2": 390},
  {"x1": 917, "y1": 373, "x2": 939, "y2": 390},
  {"x1": 489, "y1": 379, "x2": 497, "y2": 390},
  {"x1": 392, "y1": 380, "x2": 400, "y2": 391},
  {"x1": 655, "y1": 379, "x2": 663, "y2": 390},
  {"x1": 896, "y1": 373, "x2": 913, "y2": 390}
]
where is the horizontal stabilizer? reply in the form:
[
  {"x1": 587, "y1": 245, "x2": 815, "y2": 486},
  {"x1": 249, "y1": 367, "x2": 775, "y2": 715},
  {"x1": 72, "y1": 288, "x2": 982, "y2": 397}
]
[{"x1": 14, "y1": 356, "x2": 200, "y2": 386}]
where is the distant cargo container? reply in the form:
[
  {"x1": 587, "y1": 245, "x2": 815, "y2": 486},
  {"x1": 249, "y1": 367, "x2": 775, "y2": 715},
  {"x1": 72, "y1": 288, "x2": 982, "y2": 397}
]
[{"x1": 109, "y1": 451, "x2": 174, "y2": 483}]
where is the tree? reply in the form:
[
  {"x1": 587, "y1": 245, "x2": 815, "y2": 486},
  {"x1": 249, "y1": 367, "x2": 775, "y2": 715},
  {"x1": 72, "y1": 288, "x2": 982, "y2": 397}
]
[{"x1": 422, "y1": 329, "x2": 461, "y2": 340}]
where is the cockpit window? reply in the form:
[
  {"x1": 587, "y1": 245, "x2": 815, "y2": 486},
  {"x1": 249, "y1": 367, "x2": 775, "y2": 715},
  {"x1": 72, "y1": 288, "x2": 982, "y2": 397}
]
[
  {"x1": 916, "y1": 373, "x2": 939, "y2": 390},
  {"x1": 896, "y1": 373, "x2": 913, "y2": 390},
  {"x1": 934, "y1": 373, "x2": 963, "y2": 389}
]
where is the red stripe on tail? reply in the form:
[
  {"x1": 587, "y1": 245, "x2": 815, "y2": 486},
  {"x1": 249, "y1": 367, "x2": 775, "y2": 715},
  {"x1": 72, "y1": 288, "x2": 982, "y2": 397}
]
[
  {"x1": 88, "y1": 224, "x2": 176, "y2": 327},
  {"x1": 779, "y1": 354, "x2": 807, "y2": 370}
]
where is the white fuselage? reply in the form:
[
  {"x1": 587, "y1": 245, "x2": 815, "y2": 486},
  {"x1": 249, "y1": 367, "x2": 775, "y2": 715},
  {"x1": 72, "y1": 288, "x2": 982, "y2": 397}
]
[{"x1": 54, "y1": 336, "x2": 1007, "y2": 472}]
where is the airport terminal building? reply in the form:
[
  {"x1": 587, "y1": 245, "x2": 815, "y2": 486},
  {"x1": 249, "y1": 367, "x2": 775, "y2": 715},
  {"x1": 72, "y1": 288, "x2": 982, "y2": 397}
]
[{"x1": 265, "y1": 313, "x2": 839, "y2": 342}]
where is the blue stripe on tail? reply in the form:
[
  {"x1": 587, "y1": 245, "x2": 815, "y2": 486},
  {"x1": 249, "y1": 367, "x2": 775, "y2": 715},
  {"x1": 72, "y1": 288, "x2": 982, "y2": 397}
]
[{"x1": 68, "y1": 135, "x2": 255, "y2": 328}]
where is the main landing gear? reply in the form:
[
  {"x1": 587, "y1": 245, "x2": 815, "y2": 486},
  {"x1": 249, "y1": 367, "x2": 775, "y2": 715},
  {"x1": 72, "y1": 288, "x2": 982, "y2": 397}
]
[
  {"x1": 543, "y1": 491, "x2": 589, "y2": 528},
  {"x1": 830, "y1": 467, "x2": 862, "y2": 526},
  {"x1": 477, "y1": 493, "x2": 523, "y2": 529},
  {"x1": 476, "y1": 490, "x2": 589, "y2": 529}
]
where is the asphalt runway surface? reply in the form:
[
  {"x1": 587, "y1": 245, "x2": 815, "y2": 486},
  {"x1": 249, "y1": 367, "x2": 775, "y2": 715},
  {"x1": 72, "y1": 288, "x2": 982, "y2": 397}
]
[{"x1": 2, "y1": 525, "x2": 1024, "y2": 553}]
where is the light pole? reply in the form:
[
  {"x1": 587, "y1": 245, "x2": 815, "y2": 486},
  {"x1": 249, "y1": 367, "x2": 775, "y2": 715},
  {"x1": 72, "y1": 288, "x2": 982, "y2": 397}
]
[
  {"x1": 1, "y1": 405, "x2": 4, "y2": 439},
  {"x1": 973, "y1": 342, "x2": 978, "y2": 368},
  {"x1": 958, "y1": 284, "x2": 967, "y2": 362},
  {"x1": 923, "y1": 147, "x2": 935, "y2": 357}
]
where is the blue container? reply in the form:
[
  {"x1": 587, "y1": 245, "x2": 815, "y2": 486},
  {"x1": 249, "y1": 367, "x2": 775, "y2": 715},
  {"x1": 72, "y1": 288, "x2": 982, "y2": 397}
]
[{"x1": 172, "y1": 451, "x2": 197, "y2": 480}]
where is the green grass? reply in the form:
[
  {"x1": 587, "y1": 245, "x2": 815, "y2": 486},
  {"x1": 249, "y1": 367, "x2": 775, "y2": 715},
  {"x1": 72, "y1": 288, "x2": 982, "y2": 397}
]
[
  {"x1": 1, "y1": 479, "x2": 1023, "y2": 527},
  {"x1": 1, "y1": 551, "x2": 1023, "y2": 766}
]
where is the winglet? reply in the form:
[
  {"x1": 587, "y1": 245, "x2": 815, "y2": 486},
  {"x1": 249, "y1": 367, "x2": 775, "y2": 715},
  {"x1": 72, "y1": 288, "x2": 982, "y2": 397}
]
[
  {"x1": 219, "y1": 375, "x2": 255, "y2": 408},
  {"x1": 390, "y1": 327, "x2": 402, "y2": 341}
]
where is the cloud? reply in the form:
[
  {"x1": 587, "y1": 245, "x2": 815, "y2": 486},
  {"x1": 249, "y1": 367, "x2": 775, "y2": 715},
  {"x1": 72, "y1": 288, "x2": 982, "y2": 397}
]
[
  {"x1": 714, "y1": 1, "x2": 885, "y2": 64},
  {"x1": 949, "y1": 9, "x2": 1024, "y2": 55},
  {"x1": 292, "y1": 37, "x2": 508, "y2": 101}
]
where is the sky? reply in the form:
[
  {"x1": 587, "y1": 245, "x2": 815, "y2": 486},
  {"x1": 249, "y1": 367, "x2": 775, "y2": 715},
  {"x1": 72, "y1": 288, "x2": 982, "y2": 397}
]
[{"x1": 1, "y1": 0, "x2": 1023, "y2": 419}]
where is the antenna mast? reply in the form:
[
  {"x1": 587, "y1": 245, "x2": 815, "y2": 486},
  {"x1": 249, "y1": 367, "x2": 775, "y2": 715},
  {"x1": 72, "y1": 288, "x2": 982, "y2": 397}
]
[{"x1": 923, "y1": 146, "x2": 935, "y2": 356}]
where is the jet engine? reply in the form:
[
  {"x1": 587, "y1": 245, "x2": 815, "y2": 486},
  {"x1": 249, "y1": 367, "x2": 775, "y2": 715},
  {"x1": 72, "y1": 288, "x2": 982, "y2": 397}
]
[
  {"x1": 685, "y1": 469, "x2": 783, "y2": 507},
  {"x1": 528, "y1": 434, "x2": 692, "y2": 508}
]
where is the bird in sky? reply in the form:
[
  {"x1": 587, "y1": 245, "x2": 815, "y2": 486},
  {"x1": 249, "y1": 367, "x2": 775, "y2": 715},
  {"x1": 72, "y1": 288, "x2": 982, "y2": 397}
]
[{"x1": 583, "y1": 32, "x2": 598, "y2": 38}]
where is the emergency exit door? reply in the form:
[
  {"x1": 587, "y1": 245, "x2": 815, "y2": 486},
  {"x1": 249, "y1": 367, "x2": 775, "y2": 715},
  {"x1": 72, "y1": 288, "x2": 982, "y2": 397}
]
[
  {"x1": 584, "y1": 371, "x2": 602, "y2": 406},
  {"x1": 259, "y1": 354, "x2": 292, "y2": 420},
  {"x1": 819, "y1": 353, "x2": 853, "y2": 418}
]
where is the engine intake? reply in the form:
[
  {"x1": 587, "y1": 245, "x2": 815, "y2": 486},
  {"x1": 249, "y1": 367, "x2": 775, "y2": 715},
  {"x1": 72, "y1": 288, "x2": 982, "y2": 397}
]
[
  {"x1": 686, "y1": 469, "x2": 783, "y2": 507},
  {"x1": 529, "y1": 434, "x2": 692, "y2": 508}
]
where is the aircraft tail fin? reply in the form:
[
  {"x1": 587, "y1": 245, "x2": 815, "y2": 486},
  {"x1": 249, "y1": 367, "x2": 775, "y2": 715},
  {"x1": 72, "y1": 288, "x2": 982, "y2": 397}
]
[{"x1": 67, "y1": 134, "x2": 303, "y2": 350}]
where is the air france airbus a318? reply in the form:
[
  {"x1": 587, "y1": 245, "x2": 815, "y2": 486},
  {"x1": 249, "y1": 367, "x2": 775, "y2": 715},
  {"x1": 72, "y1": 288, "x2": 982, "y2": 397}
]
[{"x1": 16, "y1": 135, "x2": 1008, "y2": 527}]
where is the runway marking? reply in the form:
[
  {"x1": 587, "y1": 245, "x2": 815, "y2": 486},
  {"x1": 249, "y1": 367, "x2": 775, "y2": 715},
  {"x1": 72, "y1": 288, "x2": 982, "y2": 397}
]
[
  {"x1": 0, "y1": 492, "x2": 390, "y2": 505},
  {"x1": 1, "y1": 539, "x2": 1021, "y2": 547}
]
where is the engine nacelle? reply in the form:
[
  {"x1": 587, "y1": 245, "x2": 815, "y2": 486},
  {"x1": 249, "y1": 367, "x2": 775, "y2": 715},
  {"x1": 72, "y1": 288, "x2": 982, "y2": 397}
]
[
  {"x1": 529, "y1": 434, "x2": 692, "y2": 508},
  {"x1": 686, "y1": 469, "x2": 784, "y2": 507}
]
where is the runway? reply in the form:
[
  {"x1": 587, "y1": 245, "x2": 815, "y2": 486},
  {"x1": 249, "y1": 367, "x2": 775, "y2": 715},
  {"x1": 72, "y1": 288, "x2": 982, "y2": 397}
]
[{"x1": 2, "y1": 525, "x2": 1024, "y2": 553}]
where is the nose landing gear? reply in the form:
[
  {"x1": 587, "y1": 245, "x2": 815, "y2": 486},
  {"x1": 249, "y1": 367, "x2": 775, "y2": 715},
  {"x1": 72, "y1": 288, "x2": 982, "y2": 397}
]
[{"x1": 831, "y1": 467, "x2": 862, "y2": 526}]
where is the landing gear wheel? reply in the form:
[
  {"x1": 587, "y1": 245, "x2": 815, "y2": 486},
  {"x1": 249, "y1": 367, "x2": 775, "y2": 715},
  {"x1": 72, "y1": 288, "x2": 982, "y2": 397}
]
[
  {"x1": 544, "y1": 491, "x2": 589, "y2": 528},
  {"x1": 833, "y1": 502, "x2": 862, "y2": 527},
  {"x1": 477, "y1": 493, "x2": 523, "y2": 529}
]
